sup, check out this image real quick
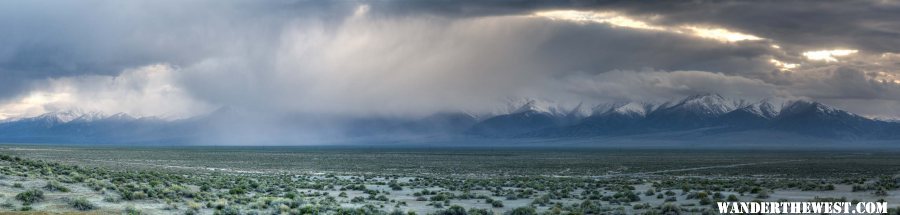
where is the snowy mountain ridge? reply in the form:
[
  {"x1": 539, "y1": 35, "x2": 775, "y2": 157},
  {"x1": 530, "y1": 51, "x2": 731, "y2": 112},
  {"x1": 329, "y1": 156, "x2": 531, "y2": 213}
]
[{"x1": 1, "y1": 94, "x2": 899, "y2": 143}]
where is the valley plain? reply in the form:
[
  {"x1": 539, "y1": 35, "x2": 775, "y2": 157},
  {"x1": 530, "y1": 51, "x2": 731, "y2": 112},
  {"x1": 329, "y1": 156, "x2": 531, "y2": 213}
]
[{"x1": 0, "y1": 144, "x2": 898, "y2": 214}]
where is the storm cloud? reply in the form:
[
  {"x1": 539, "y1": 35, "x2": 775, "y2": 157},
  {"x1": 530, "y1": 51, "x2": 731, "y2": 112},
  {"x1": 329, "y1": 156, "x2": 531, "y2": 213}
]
[{"x1": 2, "y1": 0, "x2": 900, "y2": 119}]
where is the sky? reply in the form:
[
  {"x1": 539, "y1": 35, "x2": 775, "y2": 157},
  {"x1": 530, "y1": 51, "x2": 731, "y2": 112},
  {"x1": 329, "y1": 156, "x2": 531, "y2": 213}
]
[{"x1": 2, "y1": 0, "x2": 900, "y2": 120}]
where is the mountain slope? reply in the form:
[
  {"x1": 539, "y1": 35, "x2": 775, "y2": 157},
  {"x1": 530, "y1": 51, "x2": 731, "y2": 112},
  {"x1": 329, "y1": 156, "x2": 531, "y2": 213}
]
[
  {"x1": 643, "y1": 94, "x2": 737, "y2": 130},
  {"x1": 1, "y1": 95, "x2": 900, "y2": 144},
  {"x1": 542, "y1": 102, "x2": 653, "y2": 137},
  {"x1": 771, "y1": 100, "x2": 889, "y2": 139},
  {"x1": 0, "y1": 111, "x2": 170, "y2": 143},
  {"x1": 716, "y1": 100, "x2": 778, "y2": 128},
  {"x1": 467, "y1": 110, "x2": 562, "y2": 137}
]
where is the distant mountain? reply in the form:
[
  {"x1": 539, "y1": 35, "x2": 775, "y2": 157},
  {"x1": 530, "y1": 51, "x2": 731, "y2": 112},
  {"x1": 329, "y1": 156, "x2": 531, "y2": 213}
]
[
  {"x1": 0, "y1": 110, "x2": 169, "y2": 143},
  {"x1": 2, "y1": 94, "x2": 900, "y2": 144},
  {"x1": 771, "y1": 100, "x2": 892, "y2": 139},
  {"x1": 467, "y1": 100, "x2": 571, "y2": 137},
  {"x1": 508, "y1": 94, "x2": 900, "y2": 140},
  {"x1": 717, "y1": 100, "x2": 778, "y2": 128},
  {"x1": 643, "y1": 94, "x2": 738, "y2": 129},
  {"x1": 539, "y1": 102, "x2": 655, "y2": 137}
]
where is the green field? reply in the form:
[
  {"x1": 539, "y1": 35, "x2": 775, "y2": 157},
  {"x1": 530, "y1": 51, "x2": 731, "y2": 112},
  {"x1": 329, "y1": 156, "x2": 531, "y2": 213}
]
[{"x1": 0, "y1": 144, "x2": 898, "y2": 214}]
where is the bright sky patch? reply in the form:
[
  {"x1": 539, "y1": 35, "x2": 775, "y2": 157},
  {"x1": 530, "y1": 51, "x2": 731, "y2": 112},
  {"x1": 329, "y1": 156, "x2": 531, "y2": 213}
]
[
  {"x1": 533, "y1": 10, "x2": 764, "y2": 43},
  {"x1": 802, "y1": 49, "x2": 858, "y2": 62}
]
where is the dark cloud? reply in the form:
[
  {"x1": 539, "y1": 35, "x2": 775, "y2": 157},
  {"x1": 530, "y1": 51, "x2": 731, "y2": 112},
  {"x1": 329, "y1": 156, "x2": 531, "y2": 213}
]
[
  {"x1": 371, "y1": 0, "x2": 900, "y2": 53},
  {"x1": 2, "y1": 0, "x2": 900, "y2": 118},
  {"x1": 0, "y1": 0, "x2": 349, "y2": 98},
  {"x1": 595, "y1": 0, "x2": 900, "y2": 53}
]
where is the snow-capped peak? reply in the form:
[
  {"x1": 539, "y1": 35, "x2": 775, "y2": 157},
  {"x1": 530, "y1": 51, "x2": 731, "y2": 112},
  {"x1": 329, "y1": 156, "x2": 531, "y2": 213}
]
[
  {"x1": 506, "y1": 99, "x2": 569, "y2": 116},
  {"x1": 566, "y1": 102, "x2": 593, "y2": 119},
  {"x1": 594, "y1": 102, "x2": 652, "y2": 117},
  {"x1": 22, "y1": 109, "x2": 123, "y2": 124},
  {"x1": 511, "y1": 100, "x2": 546, "y2": 114},
  {"x1": 71, "y1": 111, "x2": 107, "y2": 122},
  {"x1": 614, "y1": 102, "x2": 650, "y2": 115},
  {"x1": 32, "y1": 109, "x2": 92, "y2": 123},
  {"x1": 779, "y1": 100, "x2": 848, "y2": 117},
  {"x1": 106, "y1": 113, "x2": 136, "y2": 121},
  {"x1": 667, "y1": 94, "x2": 737, "y2": 115},
  {"x1": 734, "y1": 99, "x2": 778, "y2": 119}
]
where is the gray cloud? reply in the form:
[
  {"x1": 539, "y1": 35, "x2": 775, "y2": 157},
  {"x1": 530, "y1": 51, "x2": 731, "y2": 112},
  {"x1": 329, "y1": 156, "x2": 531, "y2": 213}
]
[
  {"x1": 606, "y1": 1, "x2": 900, "y2": 53},
  {"x1": 2, "y1": 0, "x2": 900, "y2": 119},
  {"x1": 557, "y1": 70, "x2": 781, "y2": 103}
]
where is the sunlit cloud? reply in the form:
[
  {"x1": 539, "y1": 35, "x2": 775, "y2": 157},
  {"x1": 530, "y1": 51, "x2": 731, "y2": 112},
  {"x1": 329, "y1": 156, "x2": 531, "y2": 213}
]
[
  {"x1": 0, "y1": 92, "x2": 74, "y2": 120},
  {"x1": 533, "y1": 10, "x2": 764, "y2": 43},
  {"x1": 802, "y1": 49, "x2": 858, "y2": 62},
  {"x1": 769, "y1": 59, "x2": 799, "y2": 71},
  {"x1": 0, "y1": 64, "x2": 211, "y2": 120},
  {"x1": 683, "y1": 26, "x2": 763, "y2": 42},
  {"x1": 533, "y1": 10, "x2": 664, "y2": 31},
  {"x1": 880, "y1": 52, "x2": 900, "y2": 61},
  {"x1": 872, "y1": 71, "x2": 900, "y2": 84}
]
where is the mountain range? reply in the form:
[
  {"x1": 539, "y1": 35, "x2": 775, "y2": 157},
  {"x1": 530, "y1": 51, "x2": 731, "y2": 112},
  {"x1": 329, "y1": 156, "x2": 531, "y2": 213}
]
[{"x1": 1, "y1": 94, "x2": 899, "y2": 145}]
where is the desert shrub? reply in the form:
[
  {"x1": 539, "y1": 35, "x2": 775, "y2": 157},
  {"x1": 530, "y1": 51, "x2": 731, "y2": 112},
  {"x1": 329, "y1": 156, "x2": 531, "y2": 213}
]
[
  {"x1": 69, "y1": 197, "x2": 97, "y2": 211},
  {"x1": 225, "y1": 186, "x2": 245, "y2": 195},
  {"x1": 613, "y1": 190, "x2": 641, "y2": 202},
  {"x1": 659, "y1": 203, "x2": 681, "y2": 215},
  {"x1": 87, "y1": 179, "x2": 104, "y2": 191},
  {"x1": 187, "y1": 200, "x2": 202, "y2": 211},
  {"x1": 43, "y1": 180, "x2": 70, "y2": 192},
  {"x1": 727, "y1": 194, "x2": 739, "y2": 201},
  {"x1": 103, "y1": 195, "x2": 120, "y2": 203},
  {"x1": 468, "y1": 208, "x2": 491, "y2": 215},
  {"x1": 699, "y1": 197, "x2": 712, "y2": 205},
  {"x1": 750, "y1": 187, "x2": 762, "y2": 194},
  {"x1": 713, "y1": 192, "x2": 724, "y2": 200},
  {"x1": 122, "y1": 191, "x2": 148, "y2": 200},
  {"x1": 504, "y1": 193, "x2": 517, "y2": 200},
  {"x1": 506, "y1": 206, "x2": 536, "y2": 215},
  {"x1": 124, "y1": 205, "x2": 143, "y2": 215},
  {"x1": 434, "y1": 205, "x2": 467, "y2": 215},
  {"x1": 491, "y1": 200, "x2": 504, "y2": 208},
  {"x1": 531, "y1": 195, "x2": 551, "y2": 206},
  {"x1": 388, "y1": 209, "x2": 405, "y2": 215},
  {"x1": 633, "y1": 203, "x2": 651, "y2": 210},
  {"x1": 210, "y1": 199, "x2": 227, "y2": 210},
  {"x1": 164, "y1": 201, "x2": 179, "y2": 210},
  {"x1": 430, "y1": 193, "x2": 449, "y2": 201},
  {"x1": 756, "y1": 190, "x2": 770, "y2": 199},
  {"x1": 375, "y1": 195, "x2": 389, "y2": 201},
  {"x1": 389, "y1": 183, "x2": 403, "y2": 191},
  {"x1": 15, "y1": 189, "x2": 44, "y2": 204}
]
